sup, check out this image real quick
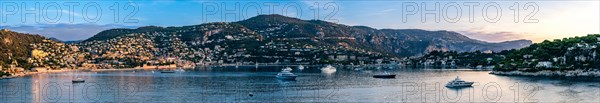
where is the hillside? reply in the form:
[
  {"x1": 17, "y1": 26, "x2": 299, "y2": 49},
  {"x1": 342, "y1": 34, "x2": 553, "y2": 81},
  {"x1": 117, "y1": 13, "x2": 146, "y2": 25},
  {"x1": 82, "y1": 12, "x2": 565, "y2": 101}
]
[
  {"x1": 404, "y1": 34, "x2": 600, "y2": 77},
  {"x1": 86, "y1": 15, "x2": 531, "y2": 57},
  {"x1": 0, "y1": 29, "x2": 47, "y2": 68},
  {"x1": 77, "y1": 14, "x2": 533, "y2": 66},
  {"x1": 235, "y1": 14, "x2": 531, "y2": 56},
  {"x1": 496, "y1": 34, "x2": 600, "y2": 72}
]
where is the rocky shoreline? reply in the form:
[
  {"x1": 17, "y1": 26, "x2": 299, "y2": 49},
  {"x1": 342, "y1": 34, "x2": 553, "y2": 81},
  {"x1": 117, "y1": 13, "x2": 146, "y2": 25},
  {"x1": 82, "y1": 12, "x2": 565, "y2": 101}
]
[
  {"x1": 0, "y1": 68, "x2": 145, "y2": 80},
  {"x1": 490, "y1": 70, "x2": 600, "y2": 78}
]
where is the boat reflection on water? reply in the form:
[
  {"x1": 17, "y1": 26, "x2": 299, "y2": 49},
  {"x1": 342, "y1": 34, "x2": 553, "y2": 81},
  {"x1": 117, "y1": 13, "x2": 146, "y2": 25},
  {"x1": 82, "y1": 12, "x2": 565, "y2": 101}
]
[
  {"x1": 276, "y1": 78, "x2": 297, "y2": 84},
  {"x1": 3, "y1": 65, "x2": 599, "y2": 102},
  {"x1": 447, "y1": 86, "x2": 473, "y2": 91},
  {"x1": 445, "y1": 86, "x2": 474, "y2": 96}
]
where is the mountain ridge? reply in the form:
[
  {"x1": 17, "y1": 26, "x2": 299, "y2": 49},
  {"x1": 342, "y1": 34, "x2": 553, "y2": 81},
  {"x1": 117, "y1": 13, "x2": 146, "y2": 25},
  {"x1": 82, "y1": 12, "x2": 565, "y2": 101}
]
[{"x1": 83, "y1": 14, "x2": 532, "y2": 57}]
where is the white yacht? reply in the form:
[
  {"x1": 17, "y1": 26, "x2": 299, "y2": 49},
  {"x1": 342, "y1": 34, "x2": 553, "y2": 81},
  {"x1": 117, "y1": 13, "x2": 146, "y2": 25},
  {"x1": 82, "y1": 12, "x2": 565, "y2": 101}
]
[
  {"x1": 320, "y1": 65, "x2": 337, "y2": 74},
  {"x1": 276, "y1": 67, "x2": 297, "y2": 80},
  {"x1": 445, "y1": 76, "x2": 474, "y2": 88}
]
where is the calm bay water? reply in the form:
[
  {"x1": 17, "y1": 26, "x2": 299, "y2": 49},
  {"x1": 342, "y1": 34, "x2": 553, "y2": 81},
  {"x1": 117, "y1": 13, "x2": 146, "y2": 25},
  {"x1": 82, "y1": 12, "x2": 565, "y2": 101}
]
[{"x1": 1, "y1": 66, "x2": 599, "y2": 102}]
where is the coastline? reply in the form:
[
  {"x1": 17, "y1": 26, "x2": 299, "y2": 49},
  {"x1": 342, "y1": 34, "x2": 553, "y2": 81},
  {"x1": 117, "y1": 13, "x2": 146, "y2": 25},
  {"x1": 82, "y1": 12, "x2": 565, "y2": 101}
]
[
  {"x1": 1, "y1": 69, "x2": 77, "y2": 80},
  {"x1": 0, "y1": 68, "x2": 146, "y2": 80},
  {"x1": 490, "y1": 70, "x2": 600, "y2": 78},
  {"x1": 88, "y1": 68, "x2": 145, "y2": 72}
]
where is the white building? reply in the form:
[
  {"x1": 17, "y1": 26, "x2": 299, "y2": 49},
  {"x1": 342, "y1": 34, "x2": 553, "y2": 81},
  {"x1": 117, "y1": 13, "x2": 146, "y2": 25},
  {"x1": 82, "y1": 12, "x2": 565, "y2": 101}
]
[{"x1": 535, "y1": 61, "x2": 553, "y2": 68}]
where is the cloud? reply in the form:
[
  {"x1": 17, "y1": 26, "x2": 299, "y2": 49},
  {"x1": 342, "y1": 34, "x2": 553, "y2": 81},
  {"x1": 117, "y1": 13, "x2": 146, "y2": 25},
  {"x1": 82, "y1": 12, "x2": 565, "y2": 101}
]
[
  {"x1": 459, "y1": 30, "x2": 533, "y2": 43},
  {"x1": 1, "y1": 24, "x2": 136, "y2": 41}
]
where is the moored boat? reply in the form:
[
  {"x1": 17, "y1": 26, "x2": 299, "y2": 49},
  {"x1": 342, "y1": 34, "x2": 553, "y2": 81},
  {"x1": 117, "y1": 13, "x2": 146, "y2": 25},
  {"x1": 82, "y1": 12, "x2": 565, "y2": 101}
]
[
  {"x1": 72, "y1": 69, "x2": 85, "y2": 83},
  {"x1": 276, "y1": 67, "x2": 297, "y2": 80},
  {"x1": 445, "y1": 76, "x2": 474, "y2": 88},
  {"x1": 298, "y1": 65, "x2": 305, "y2": 70},
  {"x1": 373, "y1": 72, "x2": 396, "y2": 78},
  {"x1": 160, "y1": 70, "x2": 176, "y2": 73},
  {"x1": 72, "y1": 78, "x2": 85, "y2": 83},
  {"x1": 320, "y1": 65, "x2": 337, "y2": 74}
]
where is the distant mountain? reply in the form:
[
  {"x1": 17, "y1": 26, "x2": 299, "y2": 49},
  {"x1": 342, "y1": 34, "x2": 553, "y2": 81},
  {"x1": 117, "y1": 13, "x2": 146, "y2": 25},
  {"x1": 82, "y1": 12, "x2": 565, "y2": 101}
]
[
  {"x1": 83, "y1": 26, "x2": 165, "y2": 42},
  {"x1": 48, "y1": 37, "x2": 63, "y2": 42},
  {"x1": 234, "y1": 14, "x2": 532, "y2": 56},
  {"x1": 82, "y1": 14, "x2": 532, "y2": 59},
  {"x1": 63, "y1": 40, "x2": 83, "y2": 44},
  {"x1": 490, "y1": 39, "x2": 533, "y2": 51}
]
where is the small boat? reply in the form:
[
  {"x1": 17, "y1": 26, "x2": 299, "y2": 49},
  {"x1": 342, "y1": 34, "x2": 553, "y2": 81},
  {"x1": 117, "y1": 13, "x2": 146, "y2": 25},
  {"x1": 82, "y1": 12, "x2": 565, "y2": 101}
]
[
  {"x1": 283, "y1": 67, "x2": 293, "y2": 71},
  {"x1": 445, "y1": 76, "x2": 474, "y2": 88},
  {"x1": 298, "y1": 65, "x2": 305, "y2": 70},
  {"x1": 72, "y1": 78, "x2": 85, "y2": 83},
  {"x1": 160, "y1": 70, "x2": 176, "y2": 73},
  {"x1": 373, "y1": 74, "x2": 396, "y2": 78},
  {"x1": 373, "y1": 72, "x2": 396, "y2": 78},
  {"x1": 276, "y1": 67, "x2": 297, "y2": 80},
  {"x1": 320, "y1": 65, "x2": 337, "y2": 74},
  {"x1": 354, "y1": 67, "x2": 364, "y2": 71},
  {"x1": 72, "y1": 69, "x2": 85, "y2": 83}
]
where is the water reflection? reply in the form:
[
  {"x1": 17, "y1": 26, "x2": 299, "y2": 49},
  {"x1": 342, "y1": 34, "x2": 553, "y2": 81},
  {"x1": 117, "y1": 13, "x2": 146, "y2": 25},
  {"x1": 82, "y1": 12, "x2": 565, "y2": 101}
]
[
  {"x1": 276, "y1": 79, "x2": 296, "y2": 85},
  {"x1": 0, "y1": 65, "x2": 599, "y2": 102},
  {"x1": 447, "y1": 86, "x2": 473, "y2": 91}
]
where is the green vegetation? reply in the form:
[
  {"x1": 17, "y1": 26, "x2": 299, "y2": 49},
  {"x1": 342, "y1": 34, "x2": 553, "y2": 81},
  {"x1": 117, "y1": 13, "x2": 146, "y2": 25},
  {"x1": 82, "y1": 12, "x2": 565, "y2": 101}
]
[
  {"x1": 0, "y1": 29, "x2": 47, "y2": 69},
  {"x1": 495, "y1": 34, "x2": 600, "y2": 72},
  {"x1": 0, "y1": 71, "x2": 10, "y2": 77},
  {"x1": 415, "y1": 34, "x2": 600, "y2": 72}
]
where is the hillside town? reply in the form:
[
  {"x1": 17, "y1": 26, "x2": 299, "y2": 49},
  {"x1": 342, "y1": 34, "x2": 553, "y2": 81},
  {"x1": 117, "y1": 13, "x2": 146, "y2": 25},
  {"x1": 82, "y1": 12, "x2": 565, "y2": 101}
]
[
  {"x1": 3, "y1": 14, "x2": 594, "y2": 78},
  {"x1": 405, "y1": 34, "x2": 600, "y2": 77},
  {"x1": 0, "y1": 27, "x2": 395, "y2": 77}
]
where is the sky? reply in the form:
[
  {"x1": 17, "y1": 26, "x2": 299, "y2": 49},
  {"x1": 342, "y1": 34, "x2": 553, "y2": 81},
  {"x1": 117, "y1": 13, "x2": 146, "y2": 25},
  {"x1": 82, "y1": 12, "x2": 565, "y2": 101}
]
[{"x1": 0, "y1": 0, "x2": 598, "y2": 43}]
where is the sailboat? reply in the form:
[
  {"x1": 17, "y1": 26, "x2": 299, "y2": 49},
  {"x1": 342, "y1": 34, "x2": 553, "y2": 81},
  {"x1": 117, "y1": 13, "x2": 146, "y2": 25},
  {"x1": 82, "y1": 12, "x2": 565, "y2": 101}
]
[
  {"x1": 72, "y1": 69, "x2": 85, "y2": 83},
  {"x1": 255, "y1": 63, "x2": 259, "y2": 69}
]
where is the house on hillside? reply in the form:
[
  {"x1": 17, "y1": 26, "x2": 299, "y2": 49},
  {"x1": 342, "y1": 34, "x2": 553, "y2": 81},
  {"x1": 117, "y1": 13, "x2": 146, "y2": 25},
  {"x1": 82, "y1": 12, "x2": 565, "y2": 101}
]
[
  {"x1": 535, "y1": 61, "x2": 553, "y2": 68},
  {"x1": 31, "y1": 67, "x2": 48, "y2": 72}
]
